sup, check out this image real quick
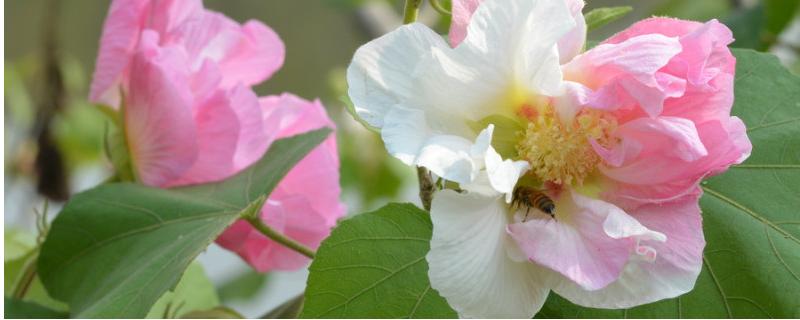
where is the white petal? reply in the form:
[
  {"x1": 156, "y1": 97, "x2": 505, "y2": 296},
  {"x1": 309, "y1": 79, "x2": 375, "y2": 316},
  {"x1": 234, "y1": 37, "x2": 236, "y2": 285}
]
[
  {"x1": 427, "y1": 190, "x2": 550, "y2": 318},
  {"x1": 460, "y1": 0, "x2": 574, "y2": 95},
  {"x1": 485, "y1": 145, "x2": 529, "y2": 203},
  {"x1": 347, "y1": 23, "x2": 450, "y2": 128},
  {"x1": 381, "y1": 107, "x2": 486, "y2": 184},
  {"x1": 548, "y1": 194, "x2": 705, "y2": 308}
]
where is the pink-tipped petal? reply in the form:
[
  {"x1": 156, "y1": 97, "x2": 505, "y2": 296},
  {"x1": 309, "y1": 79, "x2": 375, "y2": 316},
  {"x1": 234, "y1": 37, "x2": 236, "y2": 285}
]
[
  {"x1": 448, "y1": 0, "x2": 483, "y2": 47},
  {"x1": 564, "y1": 33, "x2": 684, "y2": 117},
  {"x1": 508, "y1": 190, "x2": 664, "y2": 290},
  {"x1": 550, "y1": 191, "x2": 704, "y2": 308}
]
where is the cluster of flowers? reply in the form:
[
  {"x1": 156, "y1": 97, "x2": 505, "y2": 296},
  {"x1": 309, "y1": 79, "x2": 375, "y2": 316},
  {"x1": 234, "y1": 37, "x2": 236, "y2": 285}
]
[
  {"x1": 89, "y1": 0, "x2": 345, "y2": 272},
  {"x1": 89, "y1": 0, "x2": 751, "y2": 317},
  {"x1": 348, "y1": 0, "x2": 751, "y2": 317}
]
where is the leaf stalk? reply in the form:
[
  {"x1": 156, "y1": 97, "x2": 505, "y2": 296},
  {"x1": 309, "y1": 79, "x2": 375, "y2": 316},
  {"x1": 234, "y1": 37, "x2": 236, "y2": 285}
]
[{"x1": 241, "y1": 201, "x2": 316, "y2": 259}]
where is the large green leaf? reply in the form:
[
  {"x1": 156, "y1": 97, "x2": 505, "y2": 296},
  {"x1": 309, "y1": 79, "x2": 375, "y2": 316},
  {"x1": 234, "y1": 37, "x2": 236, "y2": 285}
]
[
  {"x1": 37, "y1": 128, "x2": 331, "y2": 318},
  {"x1": 538, "y1": 49, "x2": 800, "y2": 318},
  {"x1": 301, "y1": 203, "x2": 456, "y2": 318}
]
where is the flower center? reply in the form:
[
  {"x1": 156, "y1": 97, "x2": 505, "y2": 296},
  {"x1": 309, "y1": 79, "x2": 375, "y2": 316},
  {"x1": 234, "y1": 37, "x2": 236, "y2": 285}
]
[{"x1": 515, "y1": 104, "x2": 616, "y2": 186}]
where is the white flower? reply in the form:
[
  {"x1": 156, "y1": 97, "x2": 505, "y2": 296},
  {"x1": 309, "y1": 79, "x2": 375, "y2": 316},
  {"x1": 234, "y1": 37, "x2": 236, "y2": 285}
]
[{"x1": 345, "y1": 0, "x2": 740, "y2": 318}]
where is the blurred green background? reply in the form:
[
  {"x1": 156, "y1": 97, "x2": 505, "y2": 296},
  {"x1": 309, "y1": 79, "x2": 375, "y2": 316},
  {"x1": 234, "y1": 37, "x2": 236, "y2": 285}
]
[{"x1": 4, "y1": 0, "x2": 799, "y2": 317}]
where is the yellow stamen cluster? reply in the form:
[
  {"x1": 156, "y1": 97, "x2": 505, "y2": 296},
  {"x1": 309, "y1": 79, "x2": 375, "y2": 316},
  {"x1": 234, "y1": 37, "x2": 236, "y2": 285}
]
[{"x1": 516, "y1": 106, "x2": 616, "y2": 186}]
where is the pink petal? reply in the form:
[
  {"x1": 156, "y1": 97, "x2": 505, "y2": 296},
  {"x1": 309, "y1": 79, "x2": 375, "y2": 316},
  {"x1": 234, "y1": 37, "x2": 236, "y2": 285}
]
[
  {"x1": 146, "y1": 0, "x2": 203, "y2": 34},
  {"x1": 508, "y1": 191, "x2": 662, "y2": 290},
  {"x1": 602, "y1": 117, "x2": 750, "y2": 206},
  {"x1": 165, "y1": 11, "x2": 284, "y2": 88},
  {"x1": 125, "y1": 32, "x2": 197, "y2": 187},
  {"x1": 564, "y1": 33, "x2": 685, "y2": 117},
  {"x1": 448, "y1": 0, "x2": 483, "y2": 47},
  {"x1": 550, "y1": 191, "x2": 704, "y2": 308},
  {"x1": 228, "y1": 85, "x2": 269, "y2": 172},
  {"x1": 166, "y1": 87, "x2": 250, "y2": 186},
  {"x1": 217, "y1": 20, "x2": 285, "y2": 88},
  {"x1": 89, "y1": 0, "x2": 149, "y2": 106}
]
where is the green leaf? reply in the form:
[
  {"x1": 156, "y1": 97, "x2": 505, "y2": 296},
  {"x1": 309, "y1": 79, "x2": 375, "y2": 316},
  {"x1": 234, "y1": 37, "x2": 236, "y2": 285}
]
[
  {"x1": 146, "y1": 262, "x2": 219, "y2": 318},
  {"x1": 538, "y1": 49, "x2": 800, "y2": 318},
  {"x1": 4, "y1": 298, "x2": 69, "y2": 319},
  {"x1": 301, "y1": 203, "x2": 456, "y2": 318},
  {"x1": 584, "y1": 6, "x2": 633, "y2": 32},
  {"x1": 37, "y1": 128, "x2": 331, "y2": 318}
]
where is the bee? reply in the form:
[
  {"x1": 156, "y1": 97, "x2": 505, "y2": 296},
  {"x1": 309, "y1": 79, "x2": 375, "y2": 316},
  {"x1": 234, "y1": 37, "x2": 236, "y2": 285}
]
[{"x1": 512, "y1": 186, "x2": 556, "y2": 220}]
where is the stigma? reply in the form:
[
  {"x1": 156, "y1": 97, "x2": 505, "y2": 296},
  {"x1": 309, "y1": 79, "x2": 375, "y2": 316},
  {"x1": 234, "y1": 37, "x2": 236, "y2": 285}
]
[{"x1": 515, "y1": 104, "x2": 616, "y2": 186}]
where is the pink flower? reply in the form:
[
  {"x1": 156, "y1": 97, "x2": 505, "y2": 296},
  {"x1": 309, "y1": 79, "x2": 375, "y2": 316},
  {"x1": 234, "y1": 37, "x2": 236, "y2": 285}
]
[
  {"x1": 90, "y1": 0, "x2": 345, "y2": 272},
  {"x1": 347, "y1": 0, "x2": 751, "y2": 317}
]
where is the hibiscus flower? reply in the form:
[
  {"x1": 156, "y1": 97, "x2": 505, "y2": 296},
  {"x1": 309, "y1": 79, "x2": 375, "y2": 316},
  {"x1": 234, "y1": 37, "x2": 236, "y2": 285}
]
[
  {"x1": 347, "y1": 0, "x2": 751, "y2": 317},
  {"x1": 90, "y1": 0, "x2": 345, "y2": 272}
]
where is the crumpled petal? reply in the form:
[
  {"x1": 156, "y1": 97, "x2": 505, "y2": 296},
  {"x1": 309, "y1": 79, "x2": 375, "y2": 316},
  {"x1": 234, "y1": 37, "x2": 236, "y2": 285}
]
[
  {"x1": 508, "y1": 190, "x2": 665, "y2": 291},
  {"x1": 563, "y1": 33, "x2": 684, "y2": 117},
  {"x1": 549, "y1": 191, "x2": 704, "y2": 308},
  {"x1": 427, "y1": 190, "x2": 550, "y2": 318}
]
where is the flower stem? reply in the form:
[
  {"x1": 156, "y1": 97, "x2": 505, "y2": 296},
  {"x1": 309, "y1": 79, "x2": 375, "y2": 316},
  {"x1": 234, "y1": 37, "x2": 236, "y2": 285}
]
[
  {"x1": 429, "y1": 0, "x2": 451, "y2": 15},
  {"x1": 12, "y1": 255, "x2": 38, "y2": 299},
  {"x1": 403, "y1": 0, "x2": 422, "y2": 24},
  {"x1": 417, "y1": 166, "x2": 434, "y2": 211},
  {"x1": 242, "y1": 206, "x2": 316, "y2": 259}
]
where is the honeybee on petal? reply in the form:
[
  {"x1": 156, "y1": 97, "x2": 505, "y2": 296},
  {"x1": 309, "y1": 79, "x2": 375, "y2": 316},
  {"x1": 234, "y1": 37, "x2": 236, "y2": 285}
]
[{"x1": 512, "y1": 186, "x2": 555, "y2": 221}]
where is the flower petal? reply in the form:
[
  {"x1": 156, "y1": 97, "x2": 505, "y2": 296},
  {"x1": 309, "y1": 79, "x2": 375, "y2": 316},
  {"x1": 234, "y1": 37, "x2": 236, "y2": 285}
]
[
  {"x1": 427, "y1": 190, "x2": 550, "y2": 318},
  {"x1": 347, "y1": 23, "x2": 450, "y2": 128},
  {"x1": 602, "y1": 116, "x2": 750, "y2": 205},
  {"x1": 557, "y1": 0, "x2": 587, "y2": 63},
  {"x1": 508, "y1": 191, "x2": 664, "y2": 290},
  {"x1": 125, "y1": 32, "x2": 198, "y2": 187},
  {"x1": 89, "y1": 0, "x2": 149, "y2": 106},
  {"x1": 564, "y1": 33, "x2": 684, "y2": 117},
  {"x1": 379, "y1": 106, "x2": 487, "y2": 184},
  {"x1": 168, "y1": 87, "x2": 251, "y2": 186},
  {"x1": 460, "y1": 0, "x2": 574, "y2": 95},
  {"x1": 550, "y1": 191, "x2": 704, "y2": 308},
  {"x1": 485, "y1": 144, "x2": 530, "y2": 202},
  {"x1": 448, "y1": 0, "x2": 585, "y2": 64}
]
